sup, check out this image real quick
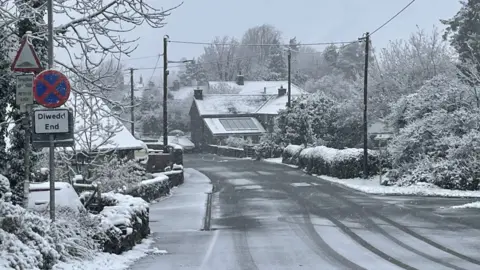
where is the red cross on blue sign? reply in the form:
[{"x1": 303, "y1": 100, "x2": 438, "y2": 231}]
[{"x1": 33, "y1": 69, "x2": 71, "y2": 108}]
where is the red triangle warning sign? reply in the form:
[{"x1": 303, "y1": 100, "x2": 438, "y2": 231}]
[{"x1": 11, "y1": 38, "x2": 43, "y2": 73}]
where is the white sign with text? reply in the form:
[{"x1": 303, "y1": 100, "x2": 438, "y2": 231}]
[{"x1": 34, "y1": 109, "x2": 69, "y2": 133}]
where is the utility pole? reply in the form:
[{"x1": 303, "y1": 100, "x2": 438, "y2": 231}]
[
  {"x1": 360, "y1": 32, "x2": 370, "y2": 179},
  {"x1": 47, "y1": 0, "x2": 55, "y2": 221},
  {"x1": 287, "y1": 48, "x2": 291, "y2": 108},
  {"x1": 129, "y1": 68, "x2": 135, "y2": 137},
  {"x1": 163, "y1": 36, "x2": 169, "y2": 152}
]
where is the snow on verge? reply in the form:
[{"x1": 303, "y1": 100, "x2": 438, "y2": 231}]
[
  {"x1": 53, "y1": 238, "x2": 155, "y2": 270},
  {"x1": 450, "y1": 201, "x2": 480, "y2": 209},
  {"x1": 263, "y1": 157, "x2": 298, "y2": 168},
  {"x1": 318, "y1": 175, "x2": 480, "y2": 198}
]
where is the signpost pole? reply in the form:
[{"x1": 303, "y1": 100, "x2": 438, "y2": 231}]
[
  {"x1": 47, "y1": 0, "x2": 55, "y2": 222},
  {"x1": 23, "y1": 104, "x2": 31, "y2": 208}
]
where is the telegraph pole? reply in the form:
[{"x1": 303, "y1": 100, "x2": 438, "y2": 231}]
[
  {"x1": 360, "y1": 32, "x2": 370, "y2": 178},
  {"x1": 129, "y1": 68, "x2": 135, "y2": 137},
  {"x1": 163, "y1": 36, "x2": 169, "y2": 152},
  {"x1": 287, "y1": 48, "x2": 291, "y2": 108}
]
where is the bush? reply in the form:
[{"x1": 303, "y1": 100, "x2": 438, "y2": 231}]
[
  {"x1": 80, "y1": 192, "x2": 150, "y2": 254},
  {"x1": 0, "y1": 201, "x2": 100, "y2": 270},
  {"x1": 254, "y1": 133, "x2": 284, "y2": 159},
  {"x1": 286, "y1": 145, "x2": 386, "y2": 179},
  {"x1": 92, "y1": 157, "x2": 149, "y2": 193},
  {"x1": 125, "y1": 174, "x2": 170, "y2": 202},
  {"x1": 223, "y1": 136, "x2": 249, "y2": 148},
  {"x1": 282, "y1": 145, "x2": 304, "y2": 165}
]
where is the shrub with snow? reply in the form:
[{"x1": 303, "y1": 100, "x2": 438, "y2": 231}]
[
  {"x1": 386, "y1": 76, "x2": 480, "y2": 190},
  {"x1": 282, "y1": 144, "x2": 304, "y2": 165},
  {"x1": 92, "y1": 156, "x2": 149, "y2": 193},
  {"x1": 79, "y1": 192, "x2": 150, "y2": 254},
  {"x1": 0, "y1": 201, "x2": 100, "y2": 270},
  {"x1": 125, "y1": 174, "x2": 170, "y2": 202},
  {"x1": 286, "y1": 145, "x2": 385, "y2": 179},
  {"x1": 0, "y1": 174, "x2": 11, "y2": 201},
  {"x1": 223, "y1": 136, "x2": 251, "y2": 148},
  {"x1": 254, "y1": 132, "x2": 284, "y2": 159}
]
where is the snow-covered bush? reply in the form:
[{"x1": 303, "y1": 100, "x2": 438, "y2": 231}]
[
  {"x1": 287, "y1": 145, "x2": 385, "y2": 179},
  {"x1": 386, "y1": 76, "x2": 480, "y2": 190},
  {"x1": 80, "y1": 192, "x2": 150, "y2": 254},
  {"x1": 0, "y1": 174, "x2": 11, "y2": 201},
  {"x1": 223, "y1": 136, "x2": 250, "y2": 148},
  {"x1": 282, "y1": 145, "x2": 304, "y2": 165},
  {"x1": 0, "y1": 201, "x2": 100, "y2": 270},
  {"x1": 91, "y1": 156, "x2": 149, "y2": 193},
  {"x1": 254, "y1": 133, "x2": 284, "y2": 159},
  {"x1": 125, "y1": 174, "x2": 170, "y2": 202},
  {"x1": 274, "y1": 93, "x2": 363, "y2": 149}
]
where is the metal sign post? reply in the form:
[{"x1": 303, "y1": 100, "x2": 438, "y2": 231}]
[
  {"x1": 32, "y1": 69, "x2": 71, "y2": 221},
  {"x1": 11, "y1": 32, "x2": 43, "y2": 209}
]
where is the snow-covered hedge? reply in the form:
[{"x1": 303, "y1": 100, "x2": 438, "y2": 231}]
[
  {"x1": 284, "y1": 145, "x2": 386, "y2": 179},
  {"x1": 0, "y1": 201, "x2": 100, "y2": 270},
  {"x1": 80, "y1": 192, "x2": 150, "y2": 254},
  {"x1": 125, "y1": 174, "x2": 169, "y2": 202},
  {"x1": 282, "y1": 145, "x2": 304, "y2": 165}
]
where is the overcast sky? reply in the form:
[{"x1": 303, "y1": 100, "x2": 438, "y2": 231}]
[{"x1": 118, "y1": 0, "x2": 461, "y2": 82}]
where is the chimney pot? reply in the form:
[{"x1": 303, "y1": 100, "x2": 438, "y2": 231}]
[{"x1": 194, "y1": 87, "x2": 203, "y2": 100}]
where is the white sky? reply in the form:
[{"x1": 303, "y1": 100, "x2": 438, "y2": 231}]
[{"x1": 56, "y1": 0, "x2": 463, "y2": 83}]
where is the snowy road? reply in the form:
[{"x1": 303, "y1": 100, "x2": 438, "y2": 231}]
[{"x1": 131, "y1": 154, "x2": 480, "y2": 270}]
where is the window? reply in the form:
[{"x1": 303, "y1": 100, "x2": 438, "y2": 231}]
[{"x1": 219, "y1": 118, "x2": 258, "y2": 131}]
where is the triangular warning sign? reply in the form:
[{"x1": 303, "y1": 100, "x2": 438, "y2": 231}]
[{"x1": 11, "y1": 38, "x2": 43, "y2": 72}]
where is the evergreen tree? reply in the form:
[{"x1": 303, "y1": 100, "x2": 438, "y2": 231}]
[
  {"x1": 442, "y1": 0, "x2": 480, "y2": 84},
  {"x1": 265, "y1": 39, "x2": 287, "y2": 81},
  {"x1": 178, "y1": 58, "x2": 207, "y2": 86},
  {"x1": 0, "y1": 26, "x2": 13, "y2": 176},
  {"x1": 8, "y1": 0, "x2": 48, "y2": 205}
]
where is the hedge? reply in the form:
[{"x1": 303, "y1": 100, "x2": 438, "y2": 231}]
[
  {"x1": 284, "y1": 145, "x2": 389, "y2": 179},
  {"x1": 80, "y1": 192, "x2": 150, "y2": 254}
]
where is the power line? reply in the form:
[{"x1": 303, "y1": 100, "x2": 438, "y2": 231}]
[
  {"x1": 168, "y1": 40, "x2": 356, "y2": 47},
  {"x1": 121, "y1": 54, "x2": 163, "y2": 61},
  {"x1": 370, "y1": 0, "x2": 416, "y2": 36},
  {"x1": 147, "y1": 54, "x2": 162, "y2": 83}
]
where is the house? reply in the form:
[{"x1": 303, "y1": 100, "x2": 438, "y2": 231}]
[{"x1": 189, "y1": 74, "x2": 306, "y2": 147}]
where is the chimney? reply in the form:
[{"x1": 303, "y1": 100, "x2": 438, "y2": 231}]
[
  {"x1": 236, "y1": 71, "x2": 244, "y2": 86},
  {"x1": 263, "y1": 87, "x2": 267, "y2": 94},
  {"x1": 194, "y1": 87, "x2": 203, "y2": 100},
  {"x1": 278, "y1": 85, "x2": 286, "y2": 96}
]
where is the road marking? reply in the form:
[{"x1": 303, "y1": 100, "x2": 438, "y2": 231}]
[
  {"x1": 228, "y1": 178, "x2": 254, "y2": 185},
  {"x1": 199, "y1": 229, "x2": 220, "y2": 270},
  {"x1": 256, "y1": 171, "x2": 275, "y2": 176},
  {"x1": 291, "y1": 182, "x2": 311, "y2": 187},
  {"x1": 235, "y1": 185, "x2": 262, "y2": 190}
]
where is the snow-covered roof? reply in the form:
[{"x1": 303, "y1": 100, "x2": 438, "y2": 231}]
[
  {"x1": 195, "y1": 95, "x2": 270, "y2": 115},
  {"x1": 194, "y1": 93, "x2": 303, "y2": 116},
  {"x1": 69, "y1": 93, "x2": 144, "y2": 151},
  {"x1": 208, "y1": 81, "x2": 305, "y2": 95},
  {"x1": 204, "y1": 117, "x2": 266, "y2": 136},
  {"x1": 193, "y1": 81, "x2": 307, "y2": 116}
]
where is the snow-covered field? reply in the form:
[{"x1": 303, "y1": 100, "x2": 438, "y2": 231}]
[{"x1": 264, "y1": 158, "x2": 480, "y2": 198}]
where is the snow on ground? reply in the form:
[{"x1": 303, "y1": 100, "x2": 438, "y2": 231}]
[
  {"x1": 53, "y1": 239, "x2": 155, "y2": 270},
  {"x1": 450, "y1": 201, "x2": 480, "y2": 209},
  {"x1": 263, "y1": 157, "x2": 298, "y2": 168},
  {"x1": 263, "y1": 158, "x2": 480, "y2": 198},
  {"x1": 319, "y1": 175, "x2": 480, "y2": 198}
]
